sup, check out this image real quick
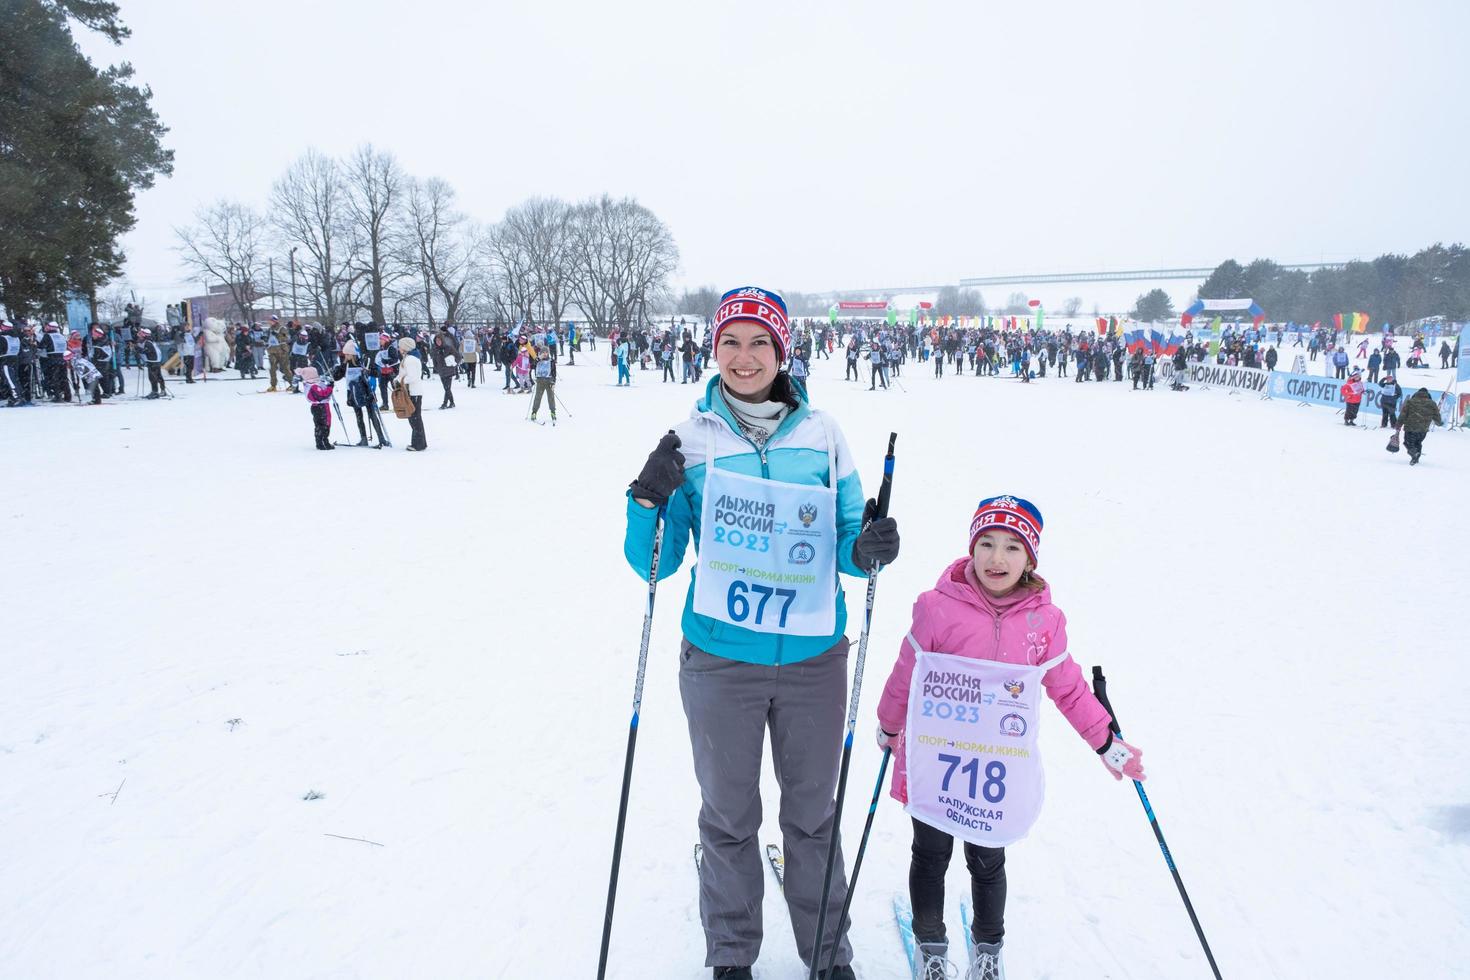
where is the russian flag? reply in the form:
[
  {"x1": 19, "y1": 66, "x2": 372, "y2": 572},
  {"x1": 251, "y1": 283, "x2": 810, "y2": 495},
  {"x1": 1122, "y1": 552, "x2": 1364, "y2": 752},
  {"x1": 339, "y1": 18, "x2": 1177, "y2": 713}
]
[
  {"x1": 1149, "y1": 328, "x2": 1165, "y2": 355},
  {"x1": 1126, "y1": 329, "x2": 1146, "y2": 354},
  {"x1": 1163, "y1": 331, "x2": 1183, "y2": 356}
]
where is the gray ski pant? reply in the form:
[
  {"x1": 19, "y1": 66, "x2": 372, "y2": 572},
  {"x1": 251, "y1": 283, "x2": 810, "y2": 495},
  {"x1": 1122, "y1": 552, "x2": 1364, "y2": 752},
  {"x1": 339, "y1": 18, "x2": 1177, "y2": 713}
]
[{"x1": 679, "y1": 636, "x2": 854, "y2": 970}]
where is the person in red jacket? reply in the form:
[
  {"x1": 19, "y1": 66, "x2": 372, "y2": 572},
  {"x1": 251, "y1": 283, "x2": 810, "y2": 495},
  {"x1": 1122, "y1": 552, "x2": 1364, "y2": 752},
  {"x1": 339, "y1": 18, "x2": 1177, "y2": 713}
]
[{"x1": 1341, "y1": 369, "x2": 1365, "y2": 425}]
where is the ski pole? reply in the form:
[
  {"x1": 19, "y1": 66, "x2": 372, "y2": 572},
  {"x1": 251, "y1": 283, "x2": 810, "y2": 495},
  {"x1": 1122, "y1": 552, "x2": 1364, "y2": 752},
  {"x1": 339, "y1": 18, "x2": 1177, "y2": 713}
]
[
  {"x1": 822, "y1": 746, "x2": 893, "y2": 977},
  {"x1": 597, "y1": 504, "x2": 668, "y2": 980},
  {"x1": 1091, "y1": 666, "x2": 1223, "y2": 980},
  {"x1": 809, "y1": 431, "x2": 897, "y2": 980}
]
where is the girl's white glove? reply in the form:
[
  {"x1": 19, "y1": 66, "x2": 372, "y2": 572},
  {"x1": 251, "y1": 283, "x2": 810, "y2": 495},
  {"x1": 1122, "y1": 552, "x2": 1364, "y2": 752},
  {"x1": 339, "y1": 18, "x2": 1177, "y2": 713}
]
[{"x1": 876, "y1": 725, "x2": 899, "y2": 752}]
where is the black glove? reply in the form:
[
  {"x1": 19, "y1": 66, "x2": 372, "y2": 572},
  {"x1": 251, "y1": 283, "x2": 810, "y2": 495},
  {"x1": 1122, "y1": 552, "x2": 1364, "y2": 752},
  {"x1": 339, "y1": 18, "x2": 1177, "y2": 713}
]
[
  {"x1": 852, "y1": 497, "x2": 899, "y2": 572},
  {"x1": 629, "y1": 431, "x2": 686, "y2": 505}
]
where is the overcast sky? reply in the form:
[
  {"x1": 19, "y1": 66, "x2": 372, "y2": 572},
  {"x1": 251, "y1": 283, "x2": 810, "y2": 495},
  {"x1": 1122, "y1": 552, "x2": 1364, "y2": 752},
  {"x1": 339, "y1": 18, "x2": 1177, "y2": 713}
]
[{"x1": 78, "y1": 0, "x2": 1469, "y2": 311}]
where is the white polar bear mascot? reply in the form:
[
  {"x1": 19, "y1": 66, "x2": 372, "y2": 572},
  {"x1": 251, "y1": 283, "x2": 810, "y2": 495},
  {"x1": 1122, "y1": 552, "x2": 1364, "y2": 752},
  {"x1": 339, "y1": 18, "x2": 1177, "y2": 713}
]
[{"x1": 201, "y1": 317, "x2": 231, "y2": 371}]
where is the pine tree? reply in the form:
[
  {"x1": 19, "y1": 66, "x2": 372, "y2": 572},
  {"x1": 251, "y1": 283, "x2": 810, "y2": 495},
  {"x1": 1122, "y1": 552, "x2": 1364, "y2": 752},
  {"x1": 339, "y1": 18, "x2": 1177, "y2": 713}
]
[{"x1": 0, "y1": 0, "x2": 173, "y2": 318}]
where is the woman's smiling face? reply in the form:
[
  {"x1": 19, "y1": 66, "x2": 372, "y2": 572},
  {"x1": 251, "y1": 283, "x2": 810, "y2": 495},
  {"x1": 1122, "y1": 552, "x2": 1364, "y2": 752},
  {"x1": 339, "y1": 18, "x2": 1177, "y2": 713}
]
[{"x1": 716, "y1": 322, "x2": 779, "y2": 402}]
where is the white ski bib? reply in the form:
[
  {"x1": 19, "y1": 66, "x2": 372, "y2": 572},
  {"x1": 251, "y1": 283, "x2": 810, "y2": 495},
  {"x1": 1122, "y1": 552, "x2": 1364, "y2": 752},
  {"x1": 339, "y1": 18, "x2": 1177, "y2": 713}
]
[
  {"x1": 903, "y1": 637, "x2": 1068, "y2": 847},
  {"x1": 692, "y1": 418, "x2": 838, "y2": 636}
]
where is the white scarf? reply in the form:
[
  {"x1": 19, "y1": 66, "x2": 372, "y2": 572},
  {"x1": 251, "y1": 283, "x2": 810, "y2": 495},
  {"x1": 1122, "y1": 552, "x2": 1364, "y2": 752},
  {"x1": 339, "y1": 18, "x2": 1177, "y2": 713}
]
[{"x1": 721, "y1": 383, "x2": 789, "y2": 448}]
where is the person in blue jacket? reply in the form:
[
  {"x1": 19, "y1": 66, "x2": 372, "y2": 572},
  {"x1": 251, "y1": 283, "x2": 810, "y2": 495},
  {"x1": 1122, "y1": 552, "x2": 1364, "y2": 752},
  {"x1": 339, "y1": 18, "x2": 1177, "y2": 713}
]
[{"x1": 623, "y1": 286, "x2": 899, "y2": 980}]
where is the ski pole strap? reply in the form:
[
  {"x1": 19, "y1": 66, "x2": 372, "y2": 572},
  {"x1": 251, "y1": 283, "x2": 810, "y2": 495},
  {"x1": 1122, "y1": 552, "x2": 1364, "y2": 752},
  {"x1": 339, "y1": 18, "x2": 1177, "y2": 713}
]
[{"x1": 1091, "y1": 665, "x2": 1122, "y2": 736}]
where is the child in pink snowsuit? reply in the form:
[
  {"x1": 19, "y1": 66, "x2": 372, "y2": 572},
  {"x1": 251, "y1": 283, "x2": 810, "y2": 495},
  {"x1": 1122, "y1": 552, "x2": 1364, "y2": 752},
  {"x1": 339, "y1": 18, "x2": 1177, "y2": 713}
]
[
  {"x1": 298, "y1": 366, "x2": 336, "y2": 450},
  {"x1": 874, "y1": 495, "x2": 1146, "y2": 977}
]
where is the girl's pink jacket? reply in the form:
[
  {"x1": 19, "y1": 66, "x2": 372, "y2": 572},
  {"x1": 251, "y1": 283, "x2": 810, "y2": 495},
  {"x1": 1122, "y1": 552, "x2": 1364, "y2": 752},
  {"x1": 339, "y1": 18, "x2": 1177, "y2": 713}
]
[
  {"x1": 875, "y1": 557, "x2": 1114, "y2": 804},
  {"x1": 306, "y1": 380, "x2": 334, "y2": 407}
]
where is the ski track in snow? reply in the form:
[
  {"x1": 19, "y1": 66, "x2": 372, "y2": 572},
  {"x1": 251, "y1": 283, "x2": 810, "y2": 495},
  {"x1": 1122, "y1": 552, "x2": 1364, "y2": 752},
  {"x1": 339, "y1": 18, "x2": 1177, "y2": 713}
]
[{"x1": 2, "y1": 354, "x2": 1467, "y2": 979}]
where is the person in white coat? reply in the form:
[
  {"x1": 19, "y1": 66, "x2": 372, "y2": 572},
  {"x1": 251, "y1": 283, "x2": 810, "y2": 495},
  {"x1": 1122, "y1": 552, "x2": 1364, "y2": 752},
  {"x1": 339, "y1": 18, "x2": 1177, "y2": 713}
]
[{"x1": 397, "y1": 337, "x2": 428, "y2": 451}]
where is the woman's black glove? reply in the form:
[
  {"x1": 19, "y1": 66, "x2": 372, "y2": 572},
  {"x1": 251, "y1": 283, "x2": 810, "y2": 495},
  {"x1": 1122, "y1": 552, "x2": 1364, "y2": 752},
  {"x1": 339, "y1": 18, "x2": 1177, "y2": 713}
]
[
  {"x1": 852, "y1": 497, "x2": 899, "y2": 571},
  {"x1": 629, "y1": 430, "x2": 686, "y2": 505}
]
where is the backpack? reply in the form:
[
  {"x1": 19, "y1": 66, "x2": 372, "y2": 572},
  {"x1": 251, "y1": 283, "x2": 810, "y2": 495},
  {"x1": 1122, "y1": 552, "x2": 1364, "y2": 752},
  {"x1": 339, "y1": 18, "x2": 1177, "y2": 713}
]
[{"x1": 390, "y1": 380, "x2": 413, "y2": 419}]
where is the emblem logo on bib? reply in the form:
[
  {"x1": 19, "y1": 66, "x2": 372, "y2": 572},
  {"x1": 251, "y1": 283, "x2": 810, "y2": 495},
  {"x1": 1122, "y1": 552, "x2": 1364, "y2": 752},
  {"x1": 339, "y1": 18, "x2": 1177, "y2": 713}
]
[
  {"x1": 798, "y1": 503, "x2": 818, "y2": 527},
  {"x1": 1003, "y1": 680, "x2": 1024, "y2": 698},
  {"x1": 999, "y1": 713, "x2": 1027, "y2": 737},
  {"x1": 788, "y1": 542, "x2": 816, "y2": 565}
]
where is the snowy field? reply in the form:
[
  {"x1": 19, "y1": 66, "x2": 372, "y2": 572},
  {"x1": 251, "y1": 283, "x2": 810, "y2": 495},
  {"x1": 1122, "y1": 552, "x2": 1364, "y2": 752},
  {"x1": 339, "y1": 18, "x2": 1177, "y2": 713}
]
[{"x1": 3, "y1": 350, "x2": 1468, "y2": 980}]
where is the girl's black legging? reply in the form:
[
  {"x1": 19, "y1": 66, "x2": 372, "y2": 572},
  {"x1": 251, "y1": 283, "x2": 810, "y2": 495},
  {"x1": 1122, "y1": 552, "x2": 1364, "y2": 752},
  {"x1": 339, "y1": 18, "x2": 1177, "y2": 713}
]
[
  {"x1": 440, "y1": 375, "x2": 454, "y2": 406},
  {"x1": 910, "y1": 817, "x2": 1006, "y2": 946}
]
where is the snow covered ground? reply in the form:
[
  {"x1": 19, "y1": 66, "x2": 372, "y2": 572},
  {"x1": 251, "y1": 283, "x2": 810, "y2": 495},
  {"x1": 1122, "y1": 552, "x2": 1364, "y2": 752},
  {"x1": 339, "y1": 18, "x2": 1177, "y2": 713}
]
[{"x1": 3, "y1": 350, "x2": 1467, "y2": 980}]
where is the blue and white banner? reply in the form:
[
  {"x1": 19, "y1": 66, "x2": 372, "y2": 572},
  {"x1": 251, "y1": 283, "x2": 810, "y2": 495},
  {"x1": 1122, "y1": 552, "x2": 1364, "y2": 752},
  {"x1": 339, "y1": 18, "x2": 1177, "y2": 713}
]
[
  {"x1": 1270, "y1": 371, "x2": 1459, "y2": 419},
  {"x1": 1267, "y1": 371, "x2": 1348, "y2": 408},
  {"x1": 1458, "y1": 331, "x2": 1470, "y2": 384},
  {"x1": 1185, "y1": 362, "x2": 1270, "y2": 393},
  {"x1": 64, "y1": 292, "x2": 92, "y2": 335}
]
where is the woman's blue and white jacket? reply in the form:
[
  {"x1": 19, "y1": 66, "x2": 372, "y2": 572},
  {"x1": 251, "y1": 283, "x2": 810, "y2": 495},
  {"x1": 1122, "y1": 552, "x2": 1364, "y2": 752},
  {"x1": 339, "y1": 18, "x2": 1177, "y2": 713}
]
[{"x1": 623, "y1": 375, "x2": 869, "y2": 666}]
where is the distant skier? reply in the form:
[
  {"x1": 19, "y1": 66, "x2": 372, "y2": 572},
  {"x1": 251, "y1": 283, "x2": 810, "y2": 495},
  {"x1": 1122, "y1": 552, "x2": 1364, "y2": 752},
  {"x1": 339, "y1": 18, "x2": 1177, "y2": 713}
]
[
  {"x1": 266, "y1": 316, "x2": 292, "y2": 391},
  {"x1": 139, "y1": 329, "x2": 166, "y2": 399},
  {"x1": 874, "y1": 496, "x2": 1145, "y2": 980},
  {"x1": 1340, "y1": 369, "x2": 1365, "y2": 426},
  {"x1": 1378, "y1": 374, "x2": 1402, "y2": 428},
  {"x1": 40, "y1": 323, "x2": 70, "y2": 401},
  {"x1": 235, "y1": 325, "x2": 257, "y2": 380},
  {"x1": 1400, "y1": 388, "x2": 1443, "y2": 465},
  {"x1": 296, "y1": 366, "x2": 335, "y2": 450},
  {"x1": 66, "y1": 351, "x2": 103, "y2": 404},
  {"x1": 530, "y1": 343, "x2": 557, "y2": 423}
]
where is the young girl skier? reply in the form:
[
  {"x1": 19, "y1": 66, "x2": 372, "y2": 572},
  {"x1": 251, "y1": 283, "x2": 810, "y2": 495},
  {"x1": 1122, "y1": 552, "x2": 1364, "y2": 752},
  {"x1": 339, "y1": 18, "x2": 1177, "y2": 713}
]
[
  {"x1": 296, "y1": 366, "x2": 336, "y2": 450},
  {"x1": 875, "y1": 496, "x2": 1146, "y2": 979}
]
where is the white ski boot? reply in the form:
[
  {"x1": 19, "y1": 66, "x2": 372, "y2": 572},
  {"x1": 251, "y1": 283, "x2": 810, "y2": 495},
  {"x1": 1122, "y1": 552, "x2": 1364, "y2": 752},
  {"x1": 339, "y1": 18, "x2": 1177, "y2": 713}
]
[
  {"x1": 912, "y1": 941, "x2": 957, "y2": 980},
  {"x1": 964, "y1": 939, "x2": 1004, "y2": 980}
]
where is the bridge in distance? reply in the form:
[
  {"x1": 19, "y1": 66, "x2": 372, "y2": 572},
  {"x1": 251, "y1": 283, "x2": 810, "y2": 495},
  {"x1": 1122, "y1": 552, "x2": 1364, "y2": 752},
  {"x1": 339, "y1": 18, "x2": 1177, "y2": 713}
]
[{"x1": 814, "y1": 262, "x2": 1346, "y2": 300}]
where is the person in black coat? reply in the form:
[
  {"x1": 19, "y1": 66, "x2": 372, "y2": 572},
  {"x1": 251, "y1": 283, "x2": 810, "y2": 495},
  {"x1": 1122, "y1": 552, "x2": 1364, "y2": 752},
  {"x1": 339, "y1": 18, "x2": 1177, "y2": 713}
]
[
  {"x1": 139, "y1": 328, "x2": 166, "y2": 398},
  {"x1": 235, "y1": 325, "x2": 258, "y2": 379},
  {"x1": 430, "y1": 331, "x2": 460, "y2": 409},
  {"x1": 1378, "y1": 375, "x2": 1402, "y2": 428}
]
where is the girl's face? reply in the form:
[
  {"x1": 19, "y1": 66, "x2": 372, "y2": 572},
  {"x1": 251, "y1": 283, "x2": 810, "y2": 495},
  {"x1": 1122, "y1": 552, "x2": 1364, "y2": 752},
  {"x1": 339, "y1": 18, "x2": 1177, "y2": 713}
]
[
  {"x1": 716, "y1": 321, "x2": 779, "y2": 401},
  {"x1": 971, "y1": 530, "x2": 1032, "y2": 595}
]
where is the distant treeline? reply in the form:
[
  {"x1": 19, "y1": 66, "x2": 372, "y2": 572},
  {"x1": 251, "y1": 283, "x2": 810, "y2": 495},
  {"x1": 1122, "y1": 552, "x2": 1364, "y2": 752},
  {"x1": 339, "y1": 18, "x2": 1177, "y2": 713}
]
[{"x1": 1197, "y1": 244, "x2": 1470, "y2": 325}]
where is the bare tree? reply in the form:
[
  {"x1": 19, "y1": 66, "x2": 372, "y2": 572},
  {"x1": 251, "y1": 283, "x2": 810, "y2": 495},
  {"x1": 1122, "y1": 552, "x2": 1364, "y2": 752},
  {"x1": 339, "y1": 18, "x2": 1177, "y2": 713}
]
[
  {"x1": 270, "y1": 149, "x2": 353, "y2": 325},
  {"x1": 404, "y1": 176, "x2": 473, "y2": 327},
  {"x1": 567, "y1": 194, "x2": 679, "y2": 334},
  {"x1": 1003, "y1": 291, "x2": 1032, "y2": 315},
  {"x1": 500, "y1": 197, "x2": 576, "y2": 331},
  {"x1": 97, "y1": 282, "x2": 142, "y2": 324},
  {"x1": 175, "y1": 200, "x2": 268, "y2": 321},
  {"x1": 482, "y1": 218, "x2": 539, "y2": 326},
  {"x1": 343, "y1": 144, "x2": 406, "y2": 325},
  {"x1": 1062, "y1": 296, "x2": 1083, "y2": 317}
]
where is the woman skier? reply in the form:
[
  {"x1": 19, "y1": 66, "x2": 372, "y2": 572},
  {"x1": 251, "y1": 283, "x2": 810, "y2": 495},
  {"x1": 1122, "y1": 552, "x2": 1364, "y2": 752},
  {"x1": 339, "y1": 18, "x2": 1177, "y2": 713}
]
[{"x1": 622, "y1": 286, "x2": 900, "y2": 980}]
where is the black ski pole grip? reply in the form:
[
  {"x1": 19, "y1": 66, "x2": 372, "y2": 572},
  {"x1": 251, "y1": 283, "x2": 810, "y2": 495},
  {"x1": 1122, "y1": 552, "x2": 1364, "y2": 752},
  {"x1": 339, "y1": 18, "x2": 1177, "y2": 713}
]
[
  {"x1": 875, "y1": 432, "x2": 897, "y2": 519},
  {"x1": 1092, "y1": 665, "x2": 1122, "y2": 736}
]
